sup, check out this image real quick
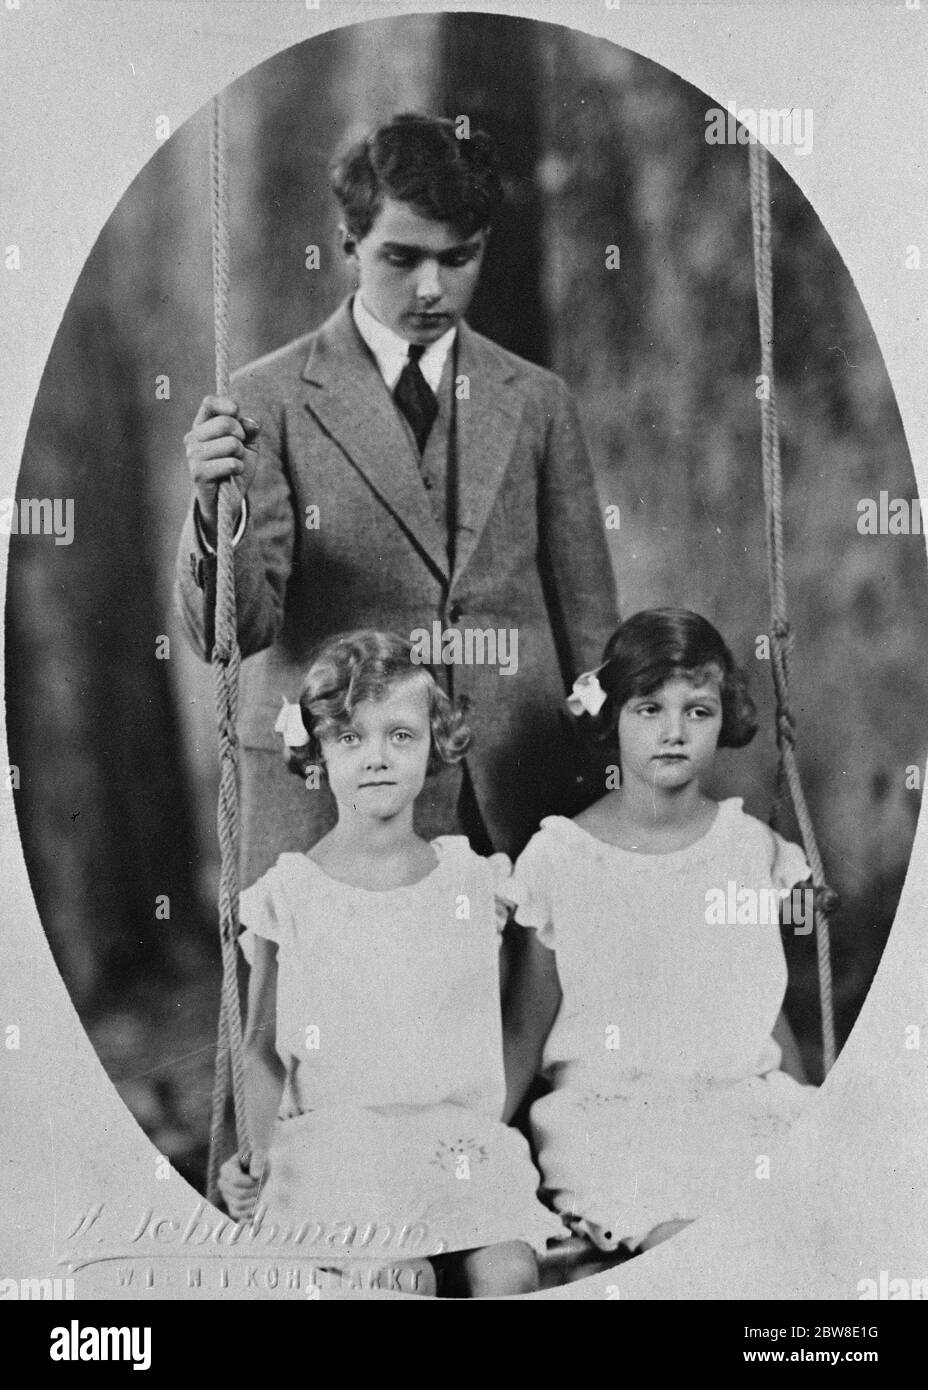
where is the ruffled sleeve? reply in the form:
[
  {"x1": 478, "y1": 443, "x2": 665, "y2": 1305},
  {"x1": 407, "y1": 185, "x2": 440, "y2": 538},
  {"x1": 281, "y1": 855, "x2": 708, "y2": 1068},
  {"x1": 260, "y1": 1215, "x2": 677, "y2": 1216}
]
[
  {"x1": 237, "y1": 865, "x2": 289, "y2": 965},
  {"x1": 769, "y1": 828, "x2": 812, "y2": 893},
  {"x1": 509, "y1": 831, "x2": 557, "y2": 949}
]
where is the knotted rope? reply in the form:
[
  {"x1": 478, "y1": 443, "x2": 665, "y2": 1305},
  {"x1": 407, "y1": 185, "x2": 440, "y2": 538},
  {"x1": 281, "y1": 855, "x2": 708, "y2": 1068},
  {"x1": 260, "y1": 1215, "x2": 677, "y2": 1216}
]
[
  {"x1": 205, "y1": 93, "x2": 251, "y2": 1204},
  {"x1": 748, "y1": 141, "x2": 837, "y2": 1075}
]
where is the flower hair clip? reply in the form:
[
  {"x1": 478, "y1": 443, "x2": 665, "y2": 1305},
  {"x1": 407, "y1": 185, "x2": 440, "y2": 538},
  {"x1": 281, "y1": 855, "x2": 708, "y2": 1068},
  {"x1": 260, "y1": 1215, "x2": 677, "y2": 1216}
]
[
  {"x1": 275, "y1": 698, "x2": 311, "y2": 748},
  {"x1": 566, "y1": 666, "x2": 609, "y2": 718}
]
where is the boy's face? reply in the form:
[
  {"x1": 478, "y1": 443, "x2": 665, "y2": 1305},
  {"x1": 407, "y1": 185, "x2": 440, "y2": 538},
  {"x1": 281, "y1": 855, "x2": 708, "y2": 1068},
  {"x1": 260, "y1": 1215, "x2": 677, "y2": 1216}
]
[
  {"x1": 318, "y1": 674, "x2": 433, "y2": 821},
  {"x1": 343, "y1": 196, "x2": 487, "y2": 346},
  {"x1": 617, "y1": 672, "x2": 723, "y2": 793}
]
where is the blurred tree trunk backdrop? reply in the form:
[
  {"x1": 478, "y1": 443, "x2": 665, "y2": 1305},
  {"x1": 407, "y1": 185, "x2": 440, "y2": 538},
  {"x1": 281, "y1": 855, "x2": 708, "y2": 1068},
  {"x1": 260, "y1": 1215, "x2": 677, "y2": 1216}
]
[{"x1": 6, "y1": 13, "x2": 925, "y2": 1181}]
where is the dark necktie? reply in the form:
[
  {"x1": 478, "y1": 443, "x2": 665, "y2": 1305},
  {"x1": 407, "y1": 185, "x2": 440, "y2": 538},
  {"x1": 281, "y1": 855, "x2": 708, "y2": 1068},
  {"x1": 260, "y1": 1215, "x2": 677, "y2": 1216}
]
[{"x1": 394, "y1": 344, "x2": 438, "y2": 454}]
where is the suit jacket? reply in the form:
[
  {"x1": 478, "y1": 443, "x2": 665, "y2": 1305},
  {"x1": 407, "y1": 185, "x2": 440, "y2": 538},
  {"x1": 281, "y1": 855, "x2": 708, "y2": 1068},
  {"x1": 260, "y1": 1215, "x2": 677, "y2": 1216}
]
[{"x1": 175, "y1": 298, "x2": 618, "y2": 857}]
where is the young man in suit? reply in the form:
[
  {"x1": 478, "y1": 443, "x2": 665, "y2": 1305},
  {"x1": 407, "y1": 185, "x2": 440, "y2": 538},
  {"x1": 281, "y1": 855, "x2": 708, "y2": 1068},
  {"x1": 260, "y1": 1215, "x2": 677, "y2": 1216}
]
[{"x1": 176, "y1": 113, "x2": 618, "y2": 884}]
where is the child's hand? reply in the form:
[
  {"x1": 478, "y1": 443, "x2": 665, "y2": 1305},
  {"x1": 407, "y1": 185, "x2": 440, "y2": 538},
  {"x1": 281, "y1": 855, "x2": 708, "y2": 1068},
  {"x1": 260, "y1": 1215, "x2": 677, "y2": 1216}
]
[
  {"x1": 185, "y1": 394, "x2": 261, "y2": 537},
  {"x1": 218, "y1": 1150, "x2": 267, "y2": 1221},
  {"x1": 811, "y1": 881, "x2": 840, "y2": 916}
]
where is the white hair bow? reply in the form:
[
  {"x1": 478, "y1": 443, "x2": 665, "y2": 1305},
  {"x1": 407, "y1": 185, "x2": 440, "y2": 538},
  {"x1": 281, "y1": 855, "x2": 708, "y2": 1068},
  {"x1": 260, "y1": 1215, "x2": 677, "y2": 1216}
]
[
  {"x1": 566, "y1": 668, "x2": 608, "y2": 718},
  {"x1": 275, "y1": 698, "x2": 310, "y2": 747}
]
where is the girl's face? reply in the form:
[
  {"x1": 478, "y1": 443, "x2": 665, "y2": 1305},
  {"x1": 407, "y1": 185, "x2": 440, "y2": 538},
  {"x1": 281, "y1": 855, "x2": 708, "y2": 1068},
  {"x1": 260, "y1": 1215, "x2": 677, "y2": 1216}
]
[
  {"x1": 319, "y1": 674, "x2": 433, "y2": 820},
  {"x1": 617, "y1": 672, "x2": 723, "y2": 792}
]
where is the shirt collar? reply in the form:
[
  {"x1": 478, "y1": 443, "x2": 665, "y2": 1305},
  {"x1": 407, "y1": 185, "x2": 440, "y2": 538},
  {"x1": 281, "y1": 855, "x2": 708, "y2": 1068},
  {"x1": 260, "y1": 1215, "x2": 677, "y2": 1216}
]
[{"x1": 352, "y1": 292, "x2": 456, "y2": 394}]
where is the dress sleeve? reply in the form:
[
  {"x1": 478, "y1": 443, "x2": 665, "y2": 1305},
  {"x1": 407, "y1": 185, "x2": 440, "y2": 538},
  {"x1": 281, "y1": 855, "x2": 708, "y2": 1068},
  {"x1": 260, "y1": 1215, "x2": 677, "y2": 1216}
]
[
  {"x1": 509, "y1": 833, "x2": 557, "y2": 950},
  {"x1": 237, "y1": 868, "x2": 287, "y2": 965},
  {"x1": 769, "y1": 828, "x2": 812, "y2": 893}
]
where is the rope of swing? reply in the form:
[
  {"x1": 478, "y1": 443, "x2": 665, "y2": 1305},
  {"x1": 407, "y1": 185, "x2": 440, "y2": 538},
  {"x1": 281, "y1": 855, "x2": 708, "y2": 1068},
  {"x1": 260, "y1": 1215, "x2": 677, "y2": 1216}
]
[
  {"x1": 205, "y1": 93, "x2": 251, "y2": 1205},
  {"x1": 748, "y1": 142, "x2": 837, "y2": 1076},
  {"x1": 198, "y1": 109, "x2": 836, "y2": 1205}
]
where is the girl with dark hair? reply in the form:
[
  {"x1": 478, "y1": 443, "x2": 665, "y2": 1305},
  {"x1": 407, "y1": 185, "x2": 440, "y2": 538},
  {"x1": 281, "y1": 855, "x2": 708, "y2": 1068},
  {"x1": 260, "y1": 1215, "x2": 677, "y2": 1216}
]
[
  {"x1": 217, "y1": 631, "x2": 563, "y2": 1297},
  {"x1": 505, "y1": 609, "x2": 814, "y2": 1258}
]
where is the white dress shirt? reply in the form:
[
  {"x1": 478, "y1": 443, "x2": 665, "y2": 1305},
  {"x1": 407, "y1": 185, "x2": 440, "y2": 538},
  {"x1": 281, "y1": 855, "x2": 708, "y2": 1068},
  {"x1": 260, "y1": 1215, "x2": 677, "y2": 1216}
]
[{"x1": 352, "y1": 292, "x2": 456, "y2": 394}]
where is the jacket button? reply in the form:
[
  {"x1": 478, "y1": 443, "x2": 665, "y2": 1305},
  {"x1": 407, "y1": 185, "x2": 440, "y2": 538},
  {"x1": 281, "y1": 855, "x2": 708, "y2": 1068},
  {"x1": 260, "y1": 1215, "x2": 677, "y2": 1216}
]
[{"x1": 449, "y1": 602, "x2": 463, "y2": 623}]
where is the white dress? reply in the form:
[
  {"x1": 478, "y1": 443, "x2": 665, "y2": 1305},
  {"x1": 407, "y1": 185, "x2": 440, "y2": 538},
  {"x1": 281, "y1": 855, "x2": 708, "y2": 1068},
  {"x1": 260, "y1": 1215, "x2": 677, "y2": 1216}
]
[
  {"x1": 238, "y1": 836, "x2": 565, "y2": 1259},
  {"x1": 510, "y1": 798, "x2": 813, "y2": 1250}
]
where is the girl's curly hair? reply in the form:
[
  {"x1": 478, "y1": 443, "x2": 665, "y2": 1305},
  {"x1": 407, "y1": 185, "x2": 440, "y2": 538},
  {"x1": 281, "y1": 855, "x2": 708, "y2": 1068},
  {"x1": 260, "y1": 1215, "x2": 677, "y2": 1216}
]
[
  {"x1": 282, "y1": 629, "x2": 470, "y2": 779},
  {"x1": 581, "y1": 608, "x2": 758, "y2": 752}
]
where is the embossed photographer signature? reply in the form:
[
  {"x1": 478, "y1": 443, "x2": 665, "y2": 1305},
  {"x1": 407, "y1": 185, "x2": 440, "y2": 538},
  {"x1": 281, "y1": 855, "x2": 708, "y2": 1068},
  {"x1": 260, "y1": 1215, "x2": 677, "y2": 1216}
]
[{"x1": 63, "y1": 1202, "x2": 437, "y2": 1257}]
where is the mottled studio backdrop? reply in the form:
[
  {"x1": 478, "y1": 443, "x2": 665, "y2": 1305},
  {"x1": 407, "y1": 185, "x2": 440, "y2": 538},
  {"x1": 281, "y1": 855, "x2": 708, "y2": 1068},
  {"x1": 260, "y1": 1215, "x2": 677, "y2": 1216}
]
[{"x1": 6, "y1": 13, "x2": 926, "y2": 1186}]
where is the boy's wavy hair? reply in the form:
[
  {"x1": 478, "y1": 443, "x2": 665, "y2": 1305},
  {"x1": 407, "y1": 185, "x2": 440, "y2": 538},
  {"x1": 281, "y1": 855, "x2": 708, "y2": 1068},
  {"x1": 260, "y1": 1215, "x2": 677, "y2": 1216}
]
[
  {"x1": 583, "y1": 608, "x2": 758, "y2": 752},
  {"x1": 330, "y1": 112, "x2": 504, "y2": 242},
  {"x1": 283, "y1": 629, "x2": 470, "y2": 779}
]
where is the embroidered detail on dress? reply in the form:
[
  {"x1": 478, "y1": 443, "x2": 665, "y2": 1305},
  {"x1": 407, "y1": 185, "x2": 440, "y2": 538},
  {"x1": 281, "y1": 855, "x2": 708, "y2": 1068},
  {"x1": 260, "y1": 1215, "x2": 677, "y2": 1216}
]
[
  {"x1": 578, "y1": 1089, "x2": 626, "y2": 1110},
  {"x1": 428, "y1": 1137, "x2": 490, "y2": 1173}
]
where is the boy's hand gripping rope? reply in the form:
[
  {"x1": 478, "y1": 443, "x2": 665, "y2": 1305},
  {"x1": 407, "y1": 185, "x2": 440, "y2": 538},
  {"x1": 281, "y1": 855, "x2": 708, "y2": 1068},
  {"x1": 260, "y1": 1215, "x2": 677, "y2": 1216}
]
[{"x1": 205, "y1": 95, "x2": 252, "y2": 1205}]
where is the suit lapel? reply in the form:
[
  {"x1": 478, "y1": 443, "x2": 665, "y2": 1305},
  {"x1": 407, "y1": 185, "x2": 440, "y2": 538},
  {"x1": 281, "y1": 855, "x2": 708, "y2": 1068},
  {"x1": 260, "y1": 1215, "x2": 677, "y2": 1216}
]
[
  {"x1": 301, "y1": 301, "x2": 450, "y2": 582},
  {"x1": 451, "y1": 322, "x2": 522, "y2": 585}
]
